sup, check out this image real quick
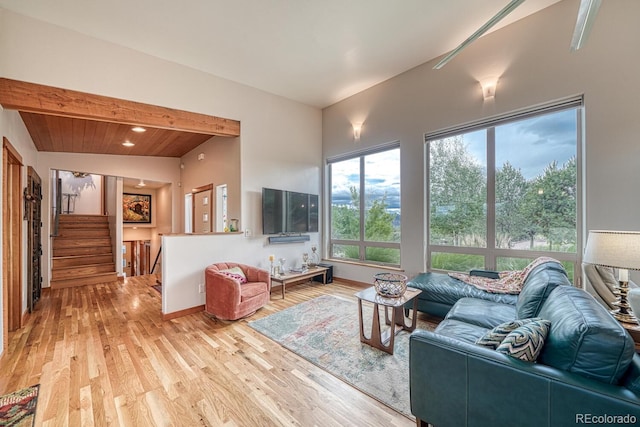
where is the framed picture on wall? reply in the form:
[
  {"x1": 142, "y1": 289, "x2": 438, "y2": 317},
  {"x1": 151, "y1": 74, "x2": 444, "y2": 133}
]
[{"x1": 123, "y1": 193, "x2": 152, "y2": 223}]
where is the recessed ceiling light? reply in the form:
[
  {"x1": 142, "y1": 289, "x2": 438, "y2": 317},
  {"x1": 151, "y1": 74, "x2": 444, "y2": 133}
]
[
  {"x1": 131, "y1": 126, "x2": 146, "y2": 133},
  {"x1": 122, "y1": 141, "x2": 135, "y2": 147}
]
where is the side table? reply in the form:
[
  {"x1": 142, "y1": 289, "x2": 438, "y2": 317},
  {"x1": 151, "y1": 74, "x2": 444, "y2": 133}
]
[{"x1": 354, "y1": 286, "x2": 422, "y2": 355}]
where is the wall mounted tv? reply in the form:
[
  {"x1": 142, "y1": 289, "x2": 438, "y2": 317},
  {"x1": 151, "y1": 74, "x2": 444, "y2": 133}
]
[{"x1": 262, "y1": 187, "x2": 318, "y2": 235}]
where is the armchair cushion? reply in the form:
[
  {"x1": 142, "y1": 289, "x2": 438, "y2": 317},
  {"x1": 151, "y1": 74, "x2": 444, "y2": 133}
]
[{"x1": 219, "y1": 266, "x2": 248, "y2": 284}]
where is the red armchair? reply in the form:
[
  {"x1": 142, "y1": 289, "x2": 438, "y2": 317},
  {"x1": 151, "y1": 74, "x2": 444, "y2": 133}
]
[{"x1": 204, "y1": 262, "x2": 271, "y2": 320}]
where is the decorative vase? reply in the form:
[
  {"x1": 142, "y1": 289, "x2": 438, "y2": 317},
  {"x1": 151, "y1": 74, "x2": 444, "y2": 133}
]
[
  {"x1": 309, "y1": 245, "x2": 320, "y2": 267},
  {"x1": 373, "y1": 272, "x2": 408, "y2": 298},
  {"x1": 628, "y1": 287, "x2": 640, "y2": 324}
]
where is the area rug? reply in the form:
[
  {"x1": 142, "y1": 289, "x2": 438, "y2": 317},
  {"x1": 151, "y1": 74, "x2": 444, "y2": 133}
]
[
  {"x1": 248, "y1": 295, "x2": 434, "y2": 418},
  {"x1": 0, "y1": 384, "x2": 39, "y2": 426}
]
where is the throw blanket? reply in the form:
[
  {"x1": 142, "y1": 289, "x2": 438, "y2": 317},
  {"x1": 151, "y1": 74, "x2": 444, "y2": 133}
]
[{"x1": 448, "y1": 257, "x2": 560, "y2": 294}]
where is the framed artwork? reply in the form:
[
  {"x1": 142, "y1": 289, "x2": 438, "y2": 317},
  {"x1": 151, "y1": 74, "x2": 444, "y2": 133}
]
[{"x1": 123, "y1": 193, "x2": 152, "y2": 223}]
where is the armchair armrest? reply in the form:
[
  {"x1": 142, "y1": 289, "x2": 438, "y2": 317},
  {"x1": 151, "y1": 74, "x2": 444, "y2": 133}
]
[
  {"x1": 205, "y1": 268, "x2": 243, "y2": 303},
  {"x1": 410, "y1": 329, "x2": 640, "y2": 427},
  {"x1": 242, "y1": 265, "x2": 271, "y2": 290}
]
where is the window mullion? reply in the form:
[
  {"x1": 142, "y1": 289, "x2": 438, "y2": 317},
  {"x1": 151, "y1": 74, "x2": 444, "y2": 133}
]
[
  {"x1": 359, "y1": 156, "x2": 366, "y2": 261},
  {"x1": 486, "y1": 127, "x2": 497, "y2": 270}
]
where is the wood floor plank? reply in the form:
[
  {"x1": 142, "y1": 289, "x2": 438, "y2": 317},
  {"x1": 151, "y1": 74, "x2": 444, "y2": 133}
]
[{"x1": 0, "y1": 275, "x2": 419, "y2": 426}]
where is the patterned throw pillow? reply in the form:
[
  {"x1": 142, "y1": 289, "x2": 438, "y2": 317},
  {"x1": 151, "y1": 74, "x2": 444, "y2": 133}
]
[
  {"x1": 496, "y1": 319, "x2": 551, "y2": 362},
  {"x1": 219, "y1": 266, "x2": 248, "y2": 284},
  {"x1": 476, "y1": 318, "x2": 541, "y2": 350}
]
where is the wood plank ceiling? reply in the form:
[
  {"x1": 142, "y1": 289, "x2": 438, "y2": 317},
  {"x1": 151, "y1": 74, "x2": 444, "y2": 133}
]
[{"x1": 0, "y1": 78, "x2": 241, "y2": 158}]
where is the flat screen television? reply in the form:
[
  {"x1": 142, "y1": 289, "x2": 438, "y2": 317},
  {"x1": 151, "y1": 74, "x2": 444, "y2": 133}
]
[{"x1": 262, "y1": 187, "x2": 318, "y2": 234}]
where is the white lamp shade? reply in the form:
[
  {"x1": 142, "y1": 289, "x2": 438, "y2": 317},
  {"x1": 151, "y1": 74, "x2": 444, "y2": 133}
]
[{"x1": 583, "y1": 230, "x2": 640, "y2": 270}]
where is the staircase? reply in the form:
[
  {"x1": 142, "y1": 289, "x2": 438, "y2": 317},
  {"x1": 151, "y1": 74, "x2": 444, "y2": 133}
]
[{"x1": 51, "y1": 214, "x2": 118, "y2": 289}]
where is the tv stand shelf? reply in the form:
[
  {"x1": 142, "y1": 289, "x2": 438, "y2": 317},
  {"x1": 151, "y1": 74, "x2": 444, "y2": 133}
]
[{"x1": 270, "y1": 266, "x2": 328, "y2": 298}]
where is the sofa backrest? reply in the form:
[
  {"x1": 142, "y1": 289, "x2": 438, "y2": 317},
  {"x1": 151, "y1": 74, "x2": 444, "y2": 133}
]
[
  {"x1": 516, "y1": 261, "x2": 570, "y2": 319},
  {"x1": 537, "y1": 285, "x2": 635, "y2": 384}
]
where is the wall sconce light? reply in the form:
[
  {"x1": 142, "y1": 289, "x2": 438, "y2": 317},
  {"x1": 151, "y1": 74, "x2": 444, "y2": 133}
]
[
  {"x1": 480, "y1": 78, "x2": 499, "y2": 100},
  {"x1": 353, "y1": 122, "x2": 363, "y2": 140}
]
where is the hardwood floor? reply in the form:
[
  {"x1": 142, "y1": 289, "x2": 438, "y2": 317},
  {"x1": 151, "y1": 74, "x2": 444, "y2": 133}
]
[{"x1": 0, "y1": 275, "x2": 416, "y2": 426}]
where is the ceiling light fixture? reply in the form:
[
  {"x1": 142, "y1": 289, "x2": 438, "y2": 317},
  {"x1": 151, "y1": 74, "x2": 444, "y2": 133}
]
[
  {"x1": 122, "y1": 140, "x2": 135, "y2": 147},
  {"x1": 137, "y1": 179, "x2": 146, "y2": 187},
  {"x1": 433, "y1": 0, "x2": 525, "y2": 70},
  {"x1": 131, "y1": 126, "x2": 147, "y2": 133},
  {"x1": 570, "y1": 0, "x2": 602, "y2": 51}
]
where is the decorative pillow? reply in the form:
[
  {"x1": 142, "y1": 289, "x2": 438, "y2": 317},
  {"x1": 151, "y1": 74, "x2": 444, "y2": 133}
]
[
  {"x1": 475, "y1": 318, "x2": 541, "y2": 350},
  {"x1": 219, "y1": 266, "x2": 248, "y2": 284},
  {"x1": 496, "y1": 319, "x2": 551, "y2": 362}
]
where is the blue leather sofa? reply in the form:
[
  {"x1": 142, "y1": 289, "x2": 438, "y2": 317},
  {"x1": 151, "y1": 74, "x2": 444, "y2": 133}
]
[
  {"x1": 409, "y1": 260, "x2": 640, "y2": 427},
  {"x1": 407, "y1": 270, "x2": 517, "y2": 318}
]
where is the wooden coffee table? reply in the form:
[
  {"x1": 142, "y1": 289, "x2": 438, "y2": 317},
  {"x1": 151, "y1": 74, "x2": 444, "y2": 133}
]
[
  {"x1": 354, "y1": 286, "x2": 422, "y2": 355},
  {"x1": 270, "y1": 266, "x2": 329, "y2": 299}
]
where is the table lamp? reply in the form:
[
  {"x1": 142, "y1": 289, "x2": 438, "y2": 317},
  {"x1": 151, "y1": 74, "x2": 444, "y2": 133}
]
[{"x1": 583, "y1": 230, "x2": 640, "y2": 323}]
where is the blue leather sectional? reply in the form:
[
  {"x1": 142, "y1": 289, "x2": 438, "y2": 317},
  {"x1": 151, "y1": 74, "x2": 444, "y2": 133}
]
[{"x1": 408, "y1": 260, "x2": 640, "y2": 426}]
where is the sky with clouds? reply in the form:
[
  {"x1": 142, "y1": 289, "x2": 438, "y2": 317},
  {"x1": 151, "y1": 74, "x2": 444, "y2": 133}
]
[
  {"x1": 466, "y1": 109, "x2": 577, "y2": 179},
  {"x1": 331, "y1": 149, "x2": 401, "y2": 210},
  {"x1": 330, "y1": 108, "x2": 577, "y2": 212}
]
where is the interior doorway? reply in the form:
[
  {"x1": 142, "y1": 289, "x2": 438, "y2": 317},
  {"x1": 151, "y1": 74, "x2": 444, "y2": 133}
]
[
  {"x1": 2, "y1": 137, "x2": 23, "y2": 348},
  {"x1": 123, "y1": 240, "x2": 151, "y2": 277}
]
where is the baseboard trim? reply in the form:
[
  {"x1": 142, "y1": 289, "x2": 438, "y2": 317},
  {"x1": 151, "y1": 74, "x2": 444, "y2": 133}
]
[
  {"x1": 333, "y1": 276, "x2": 370, "y2": 288},
  {"x1": 162, "y1": 304, "x2": 204, "y2": 321}
]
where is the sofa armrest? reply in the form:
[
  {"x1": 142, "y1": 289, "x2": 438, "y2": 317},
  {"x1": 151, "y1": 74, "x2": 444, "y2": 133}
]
[
  {"x1": 410, "y1": 329, "x2": 640, "y2": 427},
  {"x1": 469, "y1": 269, "x2": 500, "y2": 279}
]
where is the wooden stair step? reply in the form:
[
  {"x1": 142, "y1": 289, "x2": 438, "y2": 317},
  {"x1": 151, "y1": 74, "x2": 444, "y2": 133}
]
[
  {"x1": 53, "y1": 246, "x2": 113, "y2": 257},
  {"x1": 58, "y1": 214, "x2": 108, "y2": 222},
  {"x1": 51, "y1": 263, "x2": 116, "y2": 280},
  {"x1": 52, "y1": 254, "x2": 114, "y2": 268},
  {"x1": 57, "y1": 222, "x2": 109, "y2": 230},
  {"x1": 53, "y1": 237, "x2": 111, "y2": 249},
  {"x1": 50, "y1": 272, "x2": 118, "y2": 289},
  {"x1": 56, "y1": 229, "x2": 110, "y2": 238}
]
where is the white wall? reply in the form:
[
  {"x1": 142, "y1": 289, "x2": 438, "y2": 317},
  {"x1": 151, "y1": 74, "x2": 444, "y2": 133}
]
[
  {"x1": 322, "y1": 0, "x2": 640, "y2": 283},
  {"x1": 0, "y1": 9, "x2": 322, "y2": 319}
]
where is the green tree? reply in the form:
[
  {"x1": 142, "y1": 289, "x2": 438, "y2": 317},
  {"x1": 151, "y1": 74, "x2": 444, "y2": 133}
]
[
  {"x1": 365, "y1": 197, "x2": 395, "y2": 241},
  {"x1": 331, "y1": 188, "x2": 398, "y2": 262},
  {"x1": 331, "y1": 186, "x2": 360, "y2": 240},
  {"x1": 520, "y1": 157, "x2": 576, "y2": 250},
  {"x1": 429, "y1": 137, "x2": 486, "y2": 246},
  {"x1": 495, "y1": 161, "x2": 529, "y2": 248}
]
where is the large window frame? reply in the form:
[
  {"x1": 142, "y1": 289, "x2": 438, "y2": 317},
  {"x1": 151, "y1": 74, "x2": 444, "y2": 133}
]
[
  {"x1": 327, "y1": 142, "x2": 401, "y2": 267},
  {"x1": 425, "y1": 98, "x2": 584, "y2": 282}
]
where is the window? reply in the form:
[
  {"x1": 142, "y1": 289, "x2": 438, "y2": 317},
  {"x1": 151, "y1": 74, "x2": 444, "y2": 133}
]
[
  {"x1": 426, "y1": 99, "x2": 582, "y2": 282},
  {"x1": 329, "y1": 144, "x2": 401, "y2": 266}
]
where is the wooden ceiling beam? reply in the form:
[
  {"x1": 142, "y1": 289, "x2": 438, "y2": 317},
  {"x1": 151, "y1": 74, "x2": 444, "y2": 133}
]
[{"x1": 0, "y1": 78, "x2": 240, "y2": 137}]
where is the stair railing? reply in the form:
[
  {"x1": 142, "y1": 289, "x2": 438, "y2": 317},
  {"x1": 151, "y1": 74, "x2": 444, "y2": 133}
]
[{"x1": 52, "y1": 177, "x2": 62, "y2": 237}]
